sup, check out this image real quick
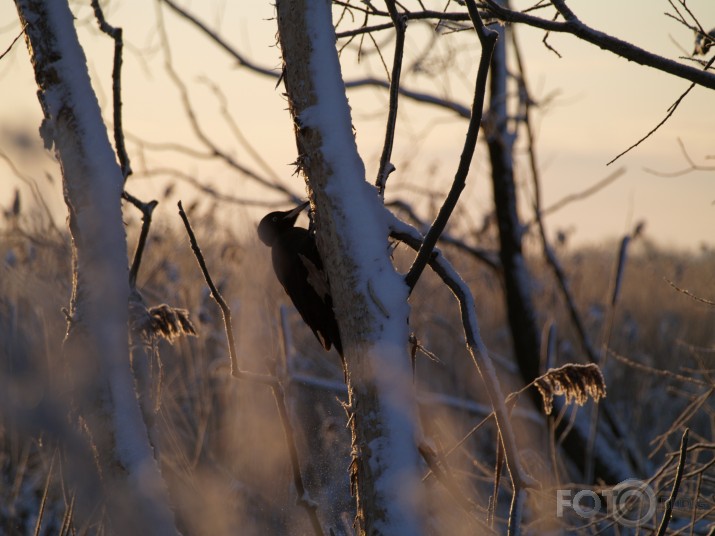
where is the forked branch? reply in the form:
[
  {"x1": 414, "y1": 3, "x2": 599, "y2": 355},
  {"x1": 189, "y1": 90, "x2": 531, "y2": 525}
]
[{"x1": 390, "y1": 214, "x2": 536, "y2": 534}]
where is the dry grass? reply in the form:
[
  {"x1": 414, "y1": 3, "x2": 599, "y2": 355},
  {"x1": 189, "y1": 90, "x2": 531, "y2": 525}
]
[{"x1": 1, "y1": 206, "x2": 713, "y2": 534}]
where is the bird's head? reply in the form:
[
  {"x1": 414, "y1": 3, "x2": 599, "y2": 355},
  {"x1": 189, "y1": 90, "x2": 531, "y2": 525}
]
[{"x1": 257, "y1": 201, "x2": 310, "y2": 246}]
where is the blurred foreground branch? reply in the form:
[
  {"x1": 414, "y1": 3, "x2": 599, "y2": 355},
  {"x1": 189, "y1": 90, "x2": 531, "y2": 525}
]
[{"x1": 177, "y1": 201, "x2": 325, "y2": 536}]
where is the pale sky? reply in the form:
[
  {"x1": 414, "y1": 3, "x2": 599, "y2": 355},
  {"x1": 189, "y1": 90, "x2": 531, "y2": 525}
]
[{"x1": 1, "y1": 1, "x2": 713, "y2": 250}]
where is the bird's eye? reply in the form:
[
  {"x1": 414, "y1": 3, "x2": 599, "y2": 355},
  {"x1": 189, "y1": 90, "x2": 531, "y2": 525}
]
[{"x1": 272, "y1": 216, "x2": 278, "y2": 222}]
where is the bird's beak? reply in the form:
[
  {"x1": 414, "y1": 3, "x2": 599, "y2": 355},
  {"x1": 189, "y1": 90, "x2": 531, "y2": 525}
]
[{"x1": 284, "y1": 200, "x2": 310, "y2": 220}]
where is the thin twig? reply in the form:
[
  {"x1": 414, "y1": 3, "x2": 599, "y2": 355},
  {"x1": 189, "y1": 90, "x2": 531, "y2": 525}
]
[
  {"x1": 391, "y1": 215, "x2": 536, "y2": 492},
  {"x1": 91, "y1": 0, "x2": 131, "y2": 179},
  {"x1": 196, "y1": 76, "x2": 282, "y2": 183},
  {"x1": 161, "y1": 0, "x2": 279, "y2": 78},
  {"x1": 404, "y1": 0, "x2": 498, "y2": 292},
  {"x1": 177, "y1": 200, "x2": 239, "y2": 377},
  {"x1": 533, "y1": 168, "x2": 626, "y2": 222},
  {"x1": 644, "y1": 138, "x2": 715, "y2": 177},
  {"x1": 417, "y1": 444, "x2": 491, "y2": 531},
  {"x1": 607, "y1": 55, "x2": 715, "y2": 165},
  {"x1": 375, "y1": 0, "x2": 407, "y2": 197},
  {"x1": 483, "y1": 0, "x2": 715, "y2": 89},
  {"x1": 33, "y1": 451, "x2": 55, "y2": 536},
  {"x1": 337, "y1": 21, "x2": 394, "y2": 39},
  {"x1": 607, "y1": 348, "x2": 709, "y2": 387},
  {"x1": 94, "y1": 0, "x2": 158, "y2": 291},
  {"x1": 656, "y1": 428, "x2": 690, "y2": 536},
  {"x1": 123, "y1": 192, "x2": 158, "y2": 289},
  {"x1": 0, "y1": 23, "x2": 26, "y2": 62},
  {"x1": 177, "y1": 201, "x2": 325, "y2": 536},
  {"x1": 92, "y1": 1, "x2": 167, "y2": 296},
  {"x1": 140, "y1": 167, "x2": 284, "y2": 208},
  {"x1": 268, "y1": 370, "x2": 326, "y2": 536},
  {"x1": 156, "y1": 2, "x2": 299, "y2": 202},
  {"x1": 541, "y1": 11, "x2": 562, "y2": 57},
  {"x1": 665, "y1": 278, "x2": 715, "y2": 306},
  {"x1": 160, "y1": 0, "x2": 475, "y2": 120},
  {"x1": 649, "y1": 389, "x2": 712, "y2": 456},
  {"x1": 387, "y1": 199, "x2": 501, "y2": 271}
]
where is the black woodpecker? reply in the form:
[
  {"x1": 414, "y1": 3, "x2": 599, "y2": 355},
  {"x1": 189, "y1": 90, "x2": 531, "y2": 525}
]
[{"x1": 258, "y1": 201, "x2": 343, "y2": 358}]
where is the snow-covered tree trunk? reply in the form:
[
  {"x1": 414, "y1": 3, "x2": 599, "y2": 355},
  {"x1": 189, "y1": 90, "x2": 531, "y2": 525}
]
[
  {"x1": 275, "y1": 0, "x2": 424, "y2": 533},
  {"x1": 14, "y1": 1, "x2": 177, "y2": 534}
]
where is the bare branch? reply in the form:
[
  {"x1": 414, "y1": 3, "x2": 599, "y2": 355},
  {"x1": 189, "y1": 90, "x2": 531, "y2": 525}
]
[
  {"x1": 337, "y1": 21, "x2": 394, "y2": 39},
  {"x1": 177, "y1": 200, "x2": 240, "y2": 377},
  {"x1": 644, "y1": 138, "x2": 715, "y2": 177},
  {"x1": 388, "y1": 199, "x2": 501, "y2": 271},
  {"x1": 607, "y1": 348, "x2": 709, "y2": 387},
  {"x1": 91, "y1": 0, "x2": 131, "y2": 179},
  {"x1": 123, "y1": 192, "x2": 158, "y2": 289},
  {"x1": 375, "y1": 0, "x2": 406, "y2": 197},
  {"x1": 347, "y1": 77, "x2": 472, "y2": 116},
  {"x1": 196, "y1": 76, "x2": 282, "y2": 183},
  {"x1": 177, "y1": 201, "x2": 326, "y2": 535},
  {"x1": 607, "y1": 55, "x2": 715, "y2": 165},
  {"x1": 0, "y1": 23, "x2": 25, "y2": 62},
  {"x1": 656, "y1": 428, "x2": 690, "y2": 536},
  {"x1": 665, "y1": 278, "x2": 715, "y2": 306},
  {"x1": 159, "y1": 0, "x2": 474, "y2": 119},
  {"x1": 532, "y1": 168, "x2": 626, "y2": 222},
  {"x1": 390, "y1": 215, "x2": 537, "y2": 492},
  {"x1": 161, "y1": 0, "x2": 279, "y2": 78},
  {"x1": 404, "y1": 0, "x2": 498, "y2": 291},
  {"x1": 155, "y1": 2, "x2": 300, "y2": 202},
  {"x1": 140, "y1": 167, "x2": 285, "y2": 208},
  {"x1": 483, "y1": 0, "x2": 715, "y2": 89}
]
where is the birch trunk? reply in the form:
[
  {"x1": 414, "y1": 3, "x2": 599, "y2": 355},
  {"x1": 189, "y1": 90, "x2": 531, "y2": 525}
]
[
  {"x1": 14, "y1": 1, "x2": 177, "y2": 533},
  {"x1": 275, "y1": 1, "x2": 424, "y2": 533}
]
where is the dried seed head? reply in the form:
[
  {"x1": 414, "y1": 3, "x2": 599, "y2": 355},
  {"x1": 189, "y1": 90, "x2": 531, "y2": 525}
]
[
  {"x1": 146, "y1": 304, "x2": 197, "y2": 343},
  {"x1": 535, "y1": 363, "x2": 606, "y2": 415},
  {"x1": 131, "y1": 294, "x2": 197, "y2": 344}
]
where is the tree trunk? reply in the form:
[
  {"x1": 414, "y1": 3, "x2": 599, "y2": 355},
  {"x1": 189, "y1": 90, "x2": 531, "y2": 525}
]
[
  {"x1": 14, "y1": 1, "x2": 177, "y2": 533},
  {"x1": 487, "y1": 16, "x2": 637, "y2": 484},
  {"x1": 275, "y1": 1, "x2": 424, "y2": 533},
  {"x1": 486, "y1": 22, "x2": 542, "y2": 391}
]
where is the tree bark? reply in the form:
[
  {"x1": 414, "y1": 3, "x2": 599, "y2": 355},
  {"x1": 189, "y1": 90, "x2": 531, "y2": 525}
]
[
  {"x1": 275, "y1": 1, "x2": 424, "y2": 533},
  {"x1": 14, "y1": 1, "x2": 177, "y2": 533},
  {"x1": 487, "y1": 16, "x2": 638, "y2": 484},
  {"x1": 486, "y1": 21, "x2": 542, "y2": 394}
]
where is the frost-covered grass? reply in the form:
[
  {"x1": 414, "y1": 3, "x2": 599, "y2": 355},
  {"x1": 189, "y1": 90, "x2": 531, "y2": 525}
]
[{"x1": 1, "y1": 207, "x2": 713, "y2": 534}]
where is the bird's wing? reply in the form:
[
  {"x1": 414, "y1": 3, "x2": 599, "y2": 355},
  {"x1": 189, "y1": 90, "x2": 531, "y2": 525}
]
[
  {"x1": 297, "y1": 252, "x2": 330, "y2": 302},
  {"x1": 272, "y1": 229, "x2": 342, "y2": 354}
]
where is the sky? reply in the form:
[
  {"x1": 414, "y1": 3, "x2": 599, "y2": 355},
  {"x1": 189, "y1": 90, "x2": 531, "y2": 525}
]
[{"x1": 0, "y1": 0, "x2": 713, "y2": 250}]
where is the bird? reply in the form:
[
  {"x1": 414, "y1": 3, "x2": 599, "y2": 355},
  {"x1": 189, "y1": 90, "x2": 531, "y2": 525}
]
[{"x1": 258, "y1": 201, "x2": 343, "y2": 358}]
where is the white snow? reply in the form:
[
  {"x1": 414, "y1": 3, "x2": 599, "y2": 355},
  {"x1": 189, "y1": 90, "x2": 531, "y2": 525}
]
[{"x1": 32, "y1": 2, "x2": 176, "y2": 533}]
